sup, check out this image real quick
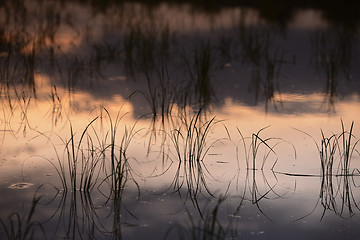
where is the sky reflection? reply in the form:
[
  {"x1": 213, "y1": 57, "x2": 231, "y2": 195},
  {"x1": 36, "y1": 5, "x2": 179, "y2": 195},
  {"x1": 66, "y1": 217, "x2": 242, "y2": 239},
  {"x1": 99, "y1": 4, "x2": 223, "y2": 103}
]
[{"x1": 1, "y1": 1, "x2": 360, "y2": 239}]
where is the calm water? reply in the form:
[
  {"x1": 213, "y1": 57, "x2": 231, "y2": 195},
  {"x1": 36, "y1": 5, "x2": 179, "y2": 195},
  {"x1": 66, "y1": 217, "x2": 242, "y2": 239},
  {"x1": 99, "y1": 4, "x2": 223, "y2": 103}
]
[{"x1": 1, "y1": 1, "x2": 360, "y2": 239}]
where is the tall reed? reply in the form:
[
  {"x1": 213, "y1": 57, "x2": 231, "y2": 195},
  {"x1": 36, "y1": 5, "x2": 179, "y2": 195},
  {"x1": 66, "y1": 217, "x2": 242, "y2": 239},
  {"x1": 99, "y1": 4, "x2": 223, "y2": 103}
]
[
  {"x1": 99, "y1": 107, "x2": 141, "y2": 238},
  {"x1": 167, "y1": 107, "x2": 229, "y2": 216},
  {"x1": 235, "y1": 126, "x2": 295, "y2": 220},
  {"x1": 295, "y1": 121, "x2": 360, "y2": 219},
  {"x1": 318, "y1": 121, "x2": 360, "y2": 218},
  {"x1": 39, "y1": 117, "x2": 104, "y2": 192}
]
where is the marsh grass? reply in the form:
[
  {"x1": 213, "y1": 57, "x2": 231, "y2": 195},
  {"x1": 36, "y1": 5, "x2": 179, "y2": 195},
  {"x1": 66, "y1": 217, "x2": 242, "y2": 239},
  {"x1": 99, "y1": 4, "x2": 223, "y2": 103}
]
[
  {"x1": 236, "y1": 126, "x2": 278, "y2": 171},
  {"x1": 296, "y1": 121, "x2": 360, "y2": 177},
  {"x1": 96, "y1": 107, "x2": 142, "y2": 238},
  {"x1": 140, "y1": 65, "x2": 175, "y2": 160},
  {"x1": 35, "y1": 105, "x2": 141, "y2": 238},
  {"x1": 38, "y1": 101, "x2": 140, "y2": 189},
  {"x1": 235, "y1": 126, "x2": 296, "y2": 219},
  {"x1": 37, "y1": 117, "x2": 104, "y2": 192},
  {"x1": 318, "y1": 121, "x2": 360, "y2": 217},
  {"x1": 295, "y1": 121, "x2": 360, "y2": 219},
  {"x1": 96, "y1": 108, "x2": 140, "y2": 198},
  {"x1": 166, "y1": 107, "x2": 230, "y2": 216},
  {"x1": 64, "y1": 118, "x2": 103, "y2": 192},
  {"x1": 140, "y1": 63, "x2": 198, "y2": 158},
  {"x1": 42, "y1": 103, "x2": 141, "y2": 196},
  {"x1": 170, "y1": 109, "x2": 213, "y2": 194},
  {"x1": 141, "y1": 63, "x2": 175, "y2": 124}
]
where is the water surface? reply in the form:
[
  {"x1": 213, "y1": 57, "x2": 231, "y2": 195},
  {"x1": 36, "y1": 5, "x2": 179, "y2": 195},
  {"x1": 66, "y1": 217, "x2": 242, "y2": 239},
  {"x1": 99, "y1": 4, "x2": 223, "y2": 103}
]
[{"x1": 1, "y1": 1, "x2": 360, "y2": 239}]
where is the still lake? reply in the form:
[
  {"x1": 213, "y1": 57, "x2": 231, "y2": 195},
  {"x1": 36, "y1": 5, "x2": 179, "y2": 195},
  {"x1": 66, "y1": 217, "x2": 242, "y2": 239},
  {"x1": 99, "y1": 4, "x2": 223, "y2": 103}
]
[{"x1": 1, "y1": 1, "x2": 360, "y2": 239}]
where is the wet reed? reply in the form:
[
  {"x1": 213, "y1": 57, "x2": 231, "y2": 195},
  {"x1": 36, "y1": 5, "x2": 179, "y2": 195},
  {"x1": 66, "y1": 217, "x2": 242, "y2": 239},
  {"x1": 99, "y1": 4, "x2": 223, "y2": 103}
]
[
  {"x1": 166, "y1": 107, "x2": 230, "y2": 217},
  {"x1": 318, "y1": 121, "x2": 360, "y2": 217}
]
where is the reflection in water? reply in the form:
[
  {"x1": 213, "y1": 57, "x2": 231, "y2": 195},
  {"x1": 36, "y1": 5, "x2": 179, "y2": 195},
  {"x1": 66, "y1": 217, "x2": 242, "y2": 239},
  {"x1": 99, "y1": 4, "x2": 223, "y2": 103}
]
[
  {"x1": 193, "y1": 42, "x2": 216, "y2": 106},
  {"x1": 166, "y1": 196, "x2": 238, "y2": 240},
  {"x1": 54, "y1": 191, "x2": 97, "y2": 239},
  {"x1": 1, "y1": 0, "x2": 359, "y2": 116},
  {"x1": 239, "y1": 26, "x2": 282, "y2": 111},
  {"x1": 0, "y1": 195, "x2": 45, "y2": 239},
  {"x1": 1, "y1": 115, "x2": 360, "y2": 239},
  {"x1": 1, "y1": 1, "x2": 360, "y2": 239},
  {"x1": 47, "y1": 85, "x2": 63, "y2": 126},
  {"x1": 166, "y1": 108, "x2": 226, "y2": 216},
  {"x1": 235, "y1": 126, "x2": 297, "y2": 222},
  {"x1": 284, "y1": 122, "x2": 360, "y2": 221},
  {"x1": 238, "y1": 12, "x2": 300, "y2": 112},
  {"x1": 311, "y1": 25, "x2": 358, "y2": 112},
  {"x1": 122, "y1": 20, "x2": 172, "y2": 77},
  {"x1": 319, "y1": 173, "x2": 360, "y2": 219},
  {"x1": 318, "y1": 122, "x2": 360, "y2": 219}
]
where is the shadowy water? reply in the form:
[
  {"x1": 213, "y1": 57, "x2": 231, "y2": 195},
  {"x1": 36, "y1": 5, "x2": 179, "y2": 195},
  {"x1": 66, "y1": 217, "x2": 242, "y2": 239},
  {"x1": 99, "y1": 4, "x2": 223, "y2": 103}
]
[{"x1": 1, "y1": 0, "x2": 360, "y2": 239}]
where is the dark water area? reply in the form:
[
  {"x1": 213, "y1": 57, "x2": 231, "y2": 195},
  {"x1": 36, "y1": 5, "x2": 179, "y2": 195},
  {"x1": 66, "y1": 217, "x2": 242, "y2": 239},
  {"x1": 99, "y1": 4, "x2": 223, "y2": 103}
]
[
  {"x1": 1, "y1": 1, "x2": 360, "y2": 239},
  {"x1": 78, "y1": 0, "x2": 360, "y2": 23}
]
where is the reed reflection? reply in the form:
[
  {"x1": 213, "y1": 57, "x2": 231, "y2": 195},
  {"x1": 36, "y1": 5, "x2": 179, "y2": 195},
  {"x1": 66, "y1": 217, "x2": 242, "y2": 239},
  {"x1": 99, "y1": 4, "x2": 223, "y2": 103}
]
[
  {"x1": 292, "y1": 122, "x2": 360, "y2": 221},
  {"x1": 165, "y1": 196, "x2": 238, "y2": 240},
  {"x1": 0, "y1": 194, "x2": 45, "y2": 239},
  {"x1": 234, "y1": 126, "x2": 297, "y2": 221},
  {"x1": 317, "y1": 122, "x2": 360, "y2": 219},
  {"x1": 239, "y1": 25, "x2": 293, "y2": 112},
  {"x1": 20, "y1": 108, "x2": 142, "y2": 239},
  {"x1": 1, "y1": 1, "x2": 360, "y2": 239},
  {"x1": 1, "y1": 0, "x2": 359, "y2": 119},
  {"x1": 311, "y1": 25, "x2": 358, "y2": 112}
]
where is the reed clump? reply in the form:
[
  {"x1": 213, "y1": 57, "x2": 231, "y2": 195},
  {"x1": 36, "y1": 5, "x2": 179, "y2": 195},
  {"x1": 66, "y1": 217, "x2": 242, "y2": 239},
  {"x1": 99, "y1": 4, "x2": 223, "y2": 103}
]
[
  {"x1": 166, "y1": 106, "x2": 231, "y2": 217},
  {"x1": 318, "y1": 121, "x2": 360, "y2": 217},
  {"x1": 318, "y1": 121, "x2": 359, "y2": 177}
]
